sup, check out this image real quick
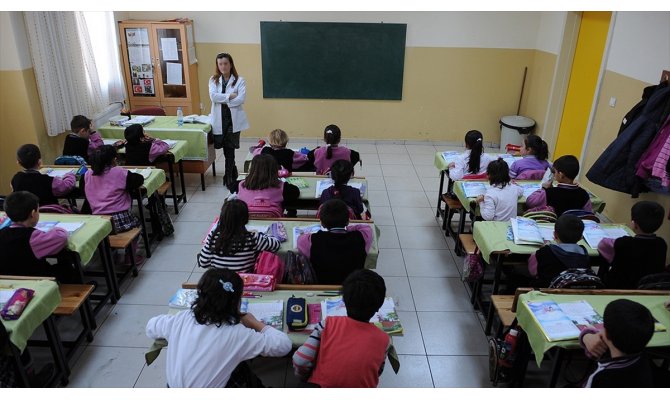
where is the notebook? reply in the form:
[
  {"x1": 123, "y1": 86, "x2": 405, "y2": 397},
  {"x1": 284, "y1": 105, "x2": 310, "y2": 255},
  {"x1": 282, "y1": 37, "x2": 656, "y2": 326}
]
[
  {"x1": 321, "y1": 296, "x2": 403, "y2": 335},
  {"x1": 130, "y1": 168, "x2": 152, "y2": 179},
  {"x1": 0, "y1": 289, "x2": 16, "y2": 309},
  {"x1": 182, "y1": 115, "x2": 210, "y2": 124},
  {"x1": 510, "y1": 217, "x2": 545, "y2": 245},
  {"x1": 292, "y1": 224, "x2": 322, "y2": 248},
  {"x1": 582, "y1": 223, "x2": 630, "y2": 249},
  {"x1": 163, "y1": 139, "x2": 178, "y2": 149},
  {"x1": 286, "y1": 177, "x2": 309, "y2": 189},
  {"x1": 441, "y1": 151, "x2": 461, "y2": 164},
  {"x1": 315, "y1": 179, "x2": 366, "y2": 197},
  {"x1": 102, "y1": 139, "x2": 120, "y2": 146},
  {"x1": 461, "y1": 181, "x2": 488, "y2": 198},
  {"x1": 35, "y1": 221, "x2": 84, "y2": 235},
  {"x1": 518, "y1": 182, "x2": 542, "y2": 199},
  {"x1": 45, "y1": 168, "x2": 76, "y2": 178},
  {"x1": 240, "y1": 299, "x2": 284, "y2": 330}
]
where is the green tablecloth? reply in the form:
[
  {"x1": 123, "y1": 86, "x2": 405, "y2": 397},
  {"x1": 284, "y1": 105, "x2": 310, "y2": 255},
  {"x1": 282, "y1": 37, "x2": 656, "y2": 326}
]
[
  {"x1": 452, "y1": 180, "x2": 606, "y2": 216},
  {"x1": 39, "y1": 213, "x2": 113, "y2": 265},
  {"x1": 249, "y1": 219, "x2": 379, "y2": 270},
  {"x1": 117, "y1": 139, "x2": 188, "y2": 163},
  {"x1": 99, "y1": 117, "x2": 211, "y2": 161},
  {"x1": 433, "y1": 151, "x2": 516, "y2": 173},
  {"x1": 516, "y1": 291, "x2": 670, "y2": 366},
  {"x1": 39, "y1": 167, "x2": 166, "y2": 199},
  {"x1": 472, "y1": 221, "x2": 633, "y2": 264},
  {"x1": 1, "y1": 279, "x2": 60, "y2": 352}
]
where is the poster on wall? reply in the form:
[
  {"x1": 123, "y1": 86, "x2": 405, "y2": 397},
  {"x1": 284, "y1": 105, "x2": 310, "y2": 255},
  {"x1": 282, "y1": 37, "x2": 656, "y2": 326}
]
[{"x1": 126, "y1": 28, "x2": 154, "y2": 96}]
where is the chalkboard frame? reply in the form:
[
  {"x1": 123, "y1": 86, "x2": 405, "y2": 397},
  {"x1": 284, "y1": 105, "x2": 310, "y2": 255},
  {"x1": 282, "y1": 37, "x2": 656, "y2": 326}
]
[{"x1": 260, "y1": 21, "x2": 407, "y2": 100}]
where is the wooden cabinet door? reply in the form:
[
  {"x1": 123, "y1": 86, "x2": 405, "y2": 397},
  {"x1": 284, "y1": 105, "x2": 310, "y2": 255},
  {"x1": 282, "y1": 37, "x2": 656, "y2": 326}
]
[{"x1": 118, "y1": 22, "x2": 159, "y2": 106}]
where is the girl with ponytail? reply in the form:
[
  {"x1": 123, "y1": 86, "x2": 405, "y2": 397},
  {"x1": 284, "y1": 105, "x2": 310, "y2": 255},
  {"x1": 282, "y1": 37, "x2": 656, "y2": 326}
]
[
  {"x1": 308, "y1": 124, "x2": 361, "y2": 175},
  {"x1": 509, "y1": 134, "x2": 552, "y2": 179},
  {"x1": 448, "y1": 130, "x2": 494, "y2": 180}
]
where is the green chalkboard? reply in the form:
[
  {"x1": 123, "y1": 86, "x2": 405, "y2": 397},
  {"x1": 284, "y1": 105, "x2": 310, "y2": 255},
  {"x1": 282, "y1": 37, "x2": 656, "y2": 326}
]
[{"x1": 260, "y1": 21, "x2": 406, "y2": 100}]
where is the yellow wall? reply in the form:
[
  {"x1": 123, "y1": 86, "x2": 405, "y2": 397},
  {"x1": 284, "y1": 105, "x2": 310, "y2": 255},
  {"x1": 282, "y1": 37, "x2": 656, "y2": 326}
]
[
  {"x1": 0, "y1": 68, "x2": 64, "y2": 192},
  {"x1": 554, "y1": 11, "x2": 611, "y2": 158},
  {"x1": 583, "y1": 70, "x2": 670, "y2": 260},
  {"x1": 194, "y1": 44, "x2": 554, "y2": 144}
]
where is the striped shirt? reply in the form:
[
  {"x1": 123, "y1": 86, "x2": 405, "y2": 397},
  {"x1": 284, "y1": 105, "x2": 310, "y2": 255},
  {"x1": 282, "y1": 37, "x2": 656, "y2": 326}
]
[{"x1": 197, "y1": 231, "x2": 281, "y2": 272}]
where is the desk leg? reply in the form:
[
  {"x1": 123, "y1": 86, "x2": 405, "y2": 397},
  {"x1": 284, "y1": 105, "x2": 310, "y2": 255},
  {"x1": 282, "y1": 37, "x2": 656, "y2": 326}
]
[
  {"x1": 167, "y1": 158, "x2": 179, "y2": 214},
  {"x1": 211, "y1": 160, "x2": 216, "y2": 176},
  {"x1": 178, "y1": 160, "x2": 187, "y2": 204},
  {"x1": 43, "y1": 315, "x2": 70, "y2": 383},
  {"x1": 200, "y1": 173, "x2": 206, "y2": 191},
  {"x1": 491, "y1": 254, "x2": 504, "y2": 295},
  {"x1": 548, "y1": 348, "x2": 564, "y2": 388},
  {"x1": 135, "y1": 191, "x2": 152, "y2": 258},
  {"x1": 436, "y1": 170, "x2": 445, "y2": 218},
  {"x1": 513, "y1": 328, "x2": 532, "y2": 387},
  {"x1": 100, "y1": 238, "x2": 121, "y2": 302},
  {"x1": 8, "y1": 342, "x2": 32, "y2": 387}
]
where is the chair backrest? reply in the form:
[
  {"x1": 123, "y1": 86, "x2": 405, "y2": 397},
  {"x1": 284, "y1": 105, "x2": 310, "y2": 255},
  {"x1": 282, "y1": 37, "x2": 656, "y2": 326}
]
[
  {"x1": 38, "y1": 204, "x2": 74, "y2": 214},
  {"x1": 130, "y1": 106, "x2": 166, "y2": 116},
  {"x1": 516, "y1": 169, "x2": 546, "y2": 180},
  {"x1": 562, "y1": 209, "x2": 601, "y2": 223},
  {"x1": 522, "y1": 209, "x2": 557, "y2": 223}
]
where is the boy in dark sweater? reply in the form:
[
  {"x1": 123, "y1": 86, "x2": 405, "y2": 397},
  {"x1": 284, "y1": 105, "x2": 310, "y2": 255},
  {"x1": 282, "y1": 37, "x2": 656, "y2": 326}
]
[
  {"x1": 527, "y1": 214, "x2": 590, "y2": 287},
  {"x1": 296, "y1": 199, "x2": 372, "y2": 284},
  {"x1": 580, "y1": 299, "x2": 655, "y2": 387},
  {"x1": 259, "y1": 129, "x2": 314, "y2": 172},
  {"x1": 11, "y1": 144, "x2": 76, "y2": 206},
  {"x1": 526, "y1": 155, "x2": 592, "y2": 217},
  {"x1": 598, "y1": 201, "x2": 667, "y2": 289}
]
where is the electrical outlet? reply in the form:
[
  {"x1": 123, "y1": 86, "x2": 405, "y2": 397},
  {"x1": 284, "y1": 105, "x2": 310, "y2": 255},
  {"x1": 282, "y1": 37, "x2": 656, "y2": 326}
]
[{"x1": 609, "y1": 97, "x2": 617, "y2": 107}]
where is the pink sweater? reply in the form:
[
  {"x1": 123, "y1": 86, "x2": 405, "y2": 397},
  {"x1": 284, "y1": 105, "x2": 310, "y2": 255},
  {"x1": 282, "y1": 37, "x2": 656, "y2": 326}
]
[
  {"x1": 237, "y1": 181, "x2": 285, "y2": 215},
  {"x1": 84, "y1": 167, "x2": 132, "y2": 214},
  {"x1": 314, "y1": 146, "x2": 352, "y2": 175}
]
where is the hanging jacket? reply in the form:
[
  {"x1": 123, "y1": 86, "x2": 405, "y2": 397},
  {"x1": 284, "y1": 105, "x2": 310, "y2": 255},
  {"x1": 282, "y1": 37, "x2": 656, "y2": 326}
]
[
  {"x1": 617, "y1": 81, "x2": 667, "y2": 135},
  {"x1": 585, "y1": 84, "x2": 670, "y2": 196},
  {"x1": 635, "y1": 115, "x2": 670, "y2": 180}
]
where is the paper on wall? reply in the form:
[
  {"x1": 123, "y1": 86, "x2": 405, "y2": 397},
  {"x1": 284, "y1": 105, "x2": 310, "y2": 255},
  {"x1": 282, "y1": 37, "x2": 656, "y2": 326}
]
[{"x1": 166, "y1": 62, "x2": 183, "y2": 85}]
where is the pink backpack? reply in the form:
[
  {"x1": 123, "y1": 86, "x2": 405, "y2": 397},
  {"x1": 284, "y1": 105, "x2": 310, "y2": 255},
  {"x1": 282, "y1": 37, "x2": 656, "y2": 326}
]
[
  {"x1": 247, "y1": 197, "x2": 283, "y2": 218},
  {"x1": 254, "y1": 251, "x2": 285, "y2": 283}
]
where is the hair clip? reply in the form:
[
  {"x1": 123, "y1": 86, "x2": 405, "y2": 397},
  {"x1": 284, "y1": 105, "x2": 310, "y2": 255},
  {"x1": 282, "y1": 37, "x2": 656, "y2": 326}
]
[
  {"x1": 477, "y1": 138, "x2": 482, "y2": 142},
  {"x1": 219, "y1": 279, "x2": 234, "y2": 292},
  {"x1": 325, "y1": 130, "x2": 333, "y2": 134}
]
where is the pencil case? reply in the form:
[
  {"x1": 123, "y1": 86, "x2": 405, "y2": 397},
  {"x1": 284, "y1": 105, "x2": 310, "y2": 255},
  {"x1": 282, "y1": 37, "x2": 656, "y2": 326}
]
[
  {"x1": 1, "y1": 288, "x2": 35, "y2": 320},
  {"x1": 269, "y1": 222, "x2": 287, "y2": 242},
  {"x1": 238, "y1": 273, "x2": 276, "y2": 292}
]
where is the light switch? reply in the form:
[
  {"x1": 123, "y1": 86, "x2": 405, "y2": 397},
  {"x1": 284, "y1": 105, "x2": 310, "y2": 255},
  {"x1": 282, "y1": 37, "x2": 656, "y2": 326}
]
[{"x1": 609, "y1": 97, "x2": 617, "y2": 107}]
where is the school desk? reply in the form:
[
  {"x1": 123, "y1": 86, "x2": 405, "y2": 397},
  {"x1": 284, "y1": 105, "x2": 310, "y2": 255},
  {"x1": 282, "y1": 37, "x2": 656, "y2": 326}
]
[
  {"x1": 515, "y1": 290, "x2": 670, "y2": 386},
  {"x1": 111, "y1": 139, "x2": 189, "y2": 213},
  {"x1": 145, "y1": 285, "x2": 401, "y2": 374},
  {"x1": 98, "y1": 116, "x2": 215, "y2": 190},
  {"x1": 0, "y1": 278, "x2": 69, "y2": 386},
  {"x1": 243, "y1": 147, "x2": 304, "y2": 173}
]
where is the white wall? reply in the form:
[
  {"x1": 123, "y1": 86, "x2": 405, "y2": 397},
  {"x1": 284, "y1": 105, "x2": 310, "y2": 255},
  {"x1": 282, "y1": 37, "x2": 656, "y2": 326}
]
[
  {"x1": 0, "y1": 11, "x2": 32, "y2": 71},
  {"x1": 125, "y1": 11, "x2": 545, "y2": 49},
  {"x1": 535, "y1": 11, "x2": 567, "y2": 54},
  {"x1": 607, "y1": 11, "x2": 670, "y2": 84}
]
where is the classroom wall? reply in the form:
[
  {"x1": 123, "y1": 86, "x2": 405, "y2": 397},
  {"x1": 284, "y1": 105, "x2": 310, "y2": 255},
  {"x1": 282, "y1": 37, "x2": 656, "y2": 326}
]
[
  {"x1": 124, "y1": 11, "x2": 564, "y2": 143},
  {"x1": 581, "y1": 11, "x2": 670, "y2": 259}
]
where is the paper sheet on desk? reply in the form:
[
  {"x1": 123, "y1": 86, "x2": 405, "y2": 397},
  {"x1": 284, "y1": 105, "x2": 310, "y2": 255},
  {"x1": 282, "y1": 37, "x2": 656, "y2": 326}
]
[
  {"x1": 293, "y1": 224, "x2": 322, "y2": 248},
  {"x1": 46, "y1": 169, "x2": 76, "y2": 178},
  {"x1": 315, "y1": 179, "x2": 365, "y2": 197},
  {"x1": 130, "y1": 168, "x2": 152, "y2": 179},
  {"x1": 163, "y1": 139, "x2": 178, "y2": 149}
]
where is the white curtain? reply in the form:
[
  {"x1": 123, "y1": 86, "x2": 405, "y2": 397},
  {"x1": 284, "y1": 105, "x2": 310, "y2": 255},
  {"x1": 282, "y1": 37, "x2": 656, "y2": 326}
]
[{"x1": 23, "y1": 11, "x2": 124, "y2": 136}]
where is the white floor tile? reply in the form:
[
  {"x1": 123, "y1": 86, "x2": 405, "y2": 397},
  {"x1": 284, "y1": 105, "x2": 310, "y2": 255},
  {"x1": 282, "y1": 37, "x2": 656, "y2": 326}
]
[
  {"x1": 378, "y1": 355, "x2": 433, "y2": 388},
  {"x1": 392, "y1": 207, "x2": 439, "y2": 227},
  {"x1": 370, "y1": 206, "x2": 395, "y2": 226},
  {"x1": 382, "y1": 164, "x2": 418, "y2": 178},
  {"x1": 174, "y1": 202, "x2": 221, "y2": 222},
  {"x1": 377, "y1": 144, "x2": 408, "y2": 154},
  {"x1": 405, "y1": 144, "x2": 437, "y2": 154},
  {"x1": 418, "y1": 312, "x2": 489, "y2": 356},
  {"x1": 160, "y1": 221, "x2": 210, "y2": 244},
  {"x1": 409, "y1": 277, "x2": 472, "y2": 311},
  {"x1": 377, "y1": 225, "x2": 400, "y2": 249},
  {"x1": 359, "y1": 153, "x2": 380, "y2": 165},
  {"x1": 119, "y1": 271, "x2": 191, "y2": 306},
  {"x1": 410, "y1": 153, "x2": 437, "y2": 165},
  {"x1": 188, "y1": 187, "x2": 230, "y2": 203},
  {"x1": 386, "y1": 178, "x2": 426, "y2": 192},
  {"x1": 403, "y1": 249, "x2": 461, "y2": 278},
  {"x1": 134, "y1": 355, "x2": 167, "y2": 388},
  {"x1": 92, "y1": 304, "x2": 167, "y2": 347},
  {"x1": 141, "y1": 244, "x2": 200, "y2": 272},
  {"x1": 397, "y1": 226, "x2": 449, "y2": 250},
  {"x1": 374, "y1": 248, "x2": 407, "y2": 277},
  {"x1": 68, "y1": 346, "x2": 146, "y2": 388},
  {"x1": 366, "y1": 176, "x2": 387, "y2": 191},
  {"x1": 392, "y1": 311, "x2": 425, "y2": 355},
  {"x1": 379, "y1": 153, "x2": 411, "y2": 165},
  {"x1": 413, "y1": 164, "x2": 442, "y2": 179},
  {"x1": 428, "y1": 356, "x2": 492, "y2": 387},
  {"x1": 384, "y1": 276, "x2": 415, "y2": 312},
  {"x1": 368, "y1": 190, "x2": 390, "y2": 207},
  {"x1": 388, "y1": 191, "x2": 431, "y2": 207},
  {"x1": 358, "y1": 163, "x2": 383, "y2": 176}
]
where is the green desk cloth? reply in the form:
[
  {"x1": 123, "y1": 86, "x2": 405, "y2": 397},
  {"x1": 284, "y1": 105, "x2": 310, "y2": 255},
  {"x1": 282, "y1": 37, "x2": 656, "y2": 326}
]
[
  {"x1": 99, "y1": 117, "x2": 211, "y2": 161},
  {"x1": 117, "y1": 139, "x2": 189, "y2": 163},
  {"x1": 472, "y1": 221, "x2": 633, "y2": 264},
  {"x1": 145, "y1": 289, "x2": 401, "y2": 373},
  {"x1": 248, "y1": 219, "x2": 380, "y2": 270},
  {"x1": 433, "y1": 151, "x2": 517, "y2": 173},
  {"x1": 452, "y1": 180, "x2": 606, "y2": 216},
  {"x1": 1, "y1": 279, "x2": 60, "y2": 352},
  {"x1": 39, "y1": 213, "x2": 113, "y2": 265},
  {"x1": 516, "y1": 291, "x2": 670, "y2": 366}
]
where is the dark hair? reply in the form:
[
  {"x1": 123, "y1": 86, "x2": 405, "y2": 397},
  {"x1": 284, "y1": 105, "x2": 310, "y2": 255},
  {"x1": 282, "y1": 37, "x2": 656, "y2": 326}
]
[
  {"x1": 603, "y1": 299, "x2": 654, "y2": 354},
  {"x1": 487, "y1": 159, "x2": 511, "y2": 188},
  {"x1": 631, "y1": 201, "x2": 665, "y2": 233},
  {"x1": 524, "y1": 135, "x2": 549, "y2": 161},
  {"x1": 192, "y1": 268, "x2": 243, "y2": 327},
  {"x1": 124, "y1": 124, "x2": 145, "y2": 145},
  {"x1": 324, "y1": 124, "x2": 342, "y2": 160},
  {"x1": 554, "y1": 214, "x2": 584, "y2": 243},
  {"x1": 552, "y1": 155, "x2": 580, "y2": 180},
  {"x1": 319, "y1": 199, "x2": 349, "y2": 229},
  {"x1": 330, "y1": 160, "x2": 354, "y2": 191},
  {"x1": 343, "y1": 269, "x2": 386, "y2": 322},
  {"x1": 90, "y1": 145, "x2": 117, "y2": 175},
  {"x1": 212, "y1": 199, "x2": 250, "y2": 256},
  {"x1": 5, "y1": 191, "x2": 39, "y2": 222},
  {"x1": 16, "y1": 144, "x2": 41, "y2": 169},
  {"x1": 70, "y1": 115, "x2": 92, "y2": 133},
  {"x1": 211, "y1": 53, "x2": 239, "y2": 88},
  {"x1": 245, "y1": 154, "x2": 280, "y2": 190},
  {"x1": 464, "y1": 130, "x2": 484, "y2": 174}
]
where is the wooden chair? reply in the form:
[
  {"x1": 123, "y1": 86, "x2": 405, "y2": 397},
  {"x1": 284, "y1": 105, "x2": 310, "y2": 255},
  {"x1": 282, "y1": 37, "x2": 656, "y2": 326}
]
[
  {"x1": 485, "y1": 287, "x2": 533, "y2": 336},
  {"x1": 442, "y1": 194, "x2": 466, "y2": 252},
  {"x1": 129, "y1": 106, "x2": 166, "y2": 116}
]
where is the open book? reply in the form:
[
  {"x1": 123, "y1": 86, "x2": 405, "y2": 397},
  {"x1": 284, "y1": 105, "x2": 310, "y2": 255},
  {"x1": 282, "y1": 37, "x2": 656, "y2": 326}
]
[
  {"x1": 45, "y1": 168, "x2": 77, "y2": 178},
  {"x1": 499, "y1": 154, "x2": 523, "y2": 168},
  {"x1": 240, "y1": 299, "x2": 284, "y2": 330},
  {"x1": 182, "y1": 114, "x2": 210, "y2": 124},
  {"x1": 581, "y1": 222, "x2": 630, "y2": 249},
  {"x1": 510, "y1": 217, "x2": 545, "y2": 245},
  {"x1": 162, "y1": 139, "x2": 178, "y2": 149},
  {"x1": 129, "y1": 168, "x2": 153, "y2": 179},
  {"x1": 315, "y1": 179, "x2": 366, "y2": 198},
  {"x1": 293, "y1": 224, "x2": 322, "y2": 248},
  {"x1": 441, "y1": 151, "x2": 460, "y2": 164},
  {"x1": 122, "y1": 115, "x2": 155, "y2": 127},
  {"x1": 518, "y1": 182, "x2": 542, "y2": 199},
  {"x1": 35, "y1": 221, "x2": 84, "y2": 235},
  {"x1": 525, "y1": 300, "x2": 598, "y2": 342},
  {"x1": 461, "y1": 181, "x2": 488, "y2": 198},
  {"x1": 321, "y1": 296, "x2": 403, "y2": 335},
  {"x1": 286, "y1": 177, "x2": 309, "y2": 189}
]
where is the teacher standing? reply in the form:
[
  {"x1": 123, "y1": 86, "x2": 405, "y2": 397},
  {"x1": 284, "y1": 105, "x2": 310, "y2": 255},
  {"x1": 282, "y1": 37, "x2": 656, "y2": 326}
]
[{"x1": 209, "y1": 52, "x2": 249, "y2": 190}]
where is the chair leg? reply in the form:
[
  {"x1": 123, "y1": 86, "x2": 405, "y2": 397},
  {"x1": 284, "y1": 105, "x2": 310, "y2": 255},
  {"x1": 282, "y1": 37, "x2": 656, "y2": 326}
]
[
  {"x1": 128, "y1": 240, "x2": 139, "y2": 277},
  {"x1": 78, "y1": 304, "x2": 94, "y2": 342}
]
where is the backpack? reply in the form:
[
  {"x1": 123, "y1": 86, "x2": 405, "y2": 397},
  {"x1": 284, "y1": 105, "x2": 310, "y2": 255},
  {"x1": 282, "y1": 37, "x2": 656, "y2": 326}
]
[
  {"x1": 549, "y1": 268, "x2": 604, "y2": 289},
  {"x1": 247, "y1": 197, "x2": 283, "y2": 219},
  {"x1": 488, "y1": 323, "x2": 522, "y2": 386},
  {"x1": 254, "y1": 251, "x2": 285, "y2": 283},
  {"x1": 154, "y1": 196, "x2": 174, "y2": 238},
  {"x1": 54, "y1": 155, "x2": 86, "y2": 166},
  {"x1": 462, "y1": 251, "x2": 483, "y2": 282},
  {"x1": 283, "y1": 250, "x2": 317, "y2": 284}
]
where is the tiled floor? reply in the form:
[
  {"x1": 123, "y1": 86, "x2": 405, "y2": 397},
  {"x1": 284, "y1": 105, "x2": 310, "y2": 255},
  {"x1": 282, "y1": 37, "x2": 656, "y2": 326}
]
[{"x1": 64, "y1": 139, "x2": 502, "y2": 388}]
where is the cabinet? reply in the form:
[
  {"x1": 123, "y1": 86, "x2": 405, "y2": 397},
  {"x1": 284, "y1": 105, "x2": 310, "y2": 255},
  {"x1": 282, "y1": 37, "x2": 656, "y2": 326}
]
[{"x1": 118, "y1": 20, "x2": 200, "y2": 116}]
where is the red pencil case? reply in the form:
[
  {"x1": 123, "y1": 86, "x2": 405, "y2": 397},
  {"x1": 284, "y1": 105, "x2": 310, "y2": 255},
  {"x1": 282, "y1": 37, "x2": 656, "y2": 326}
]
[
  {"x1": 1, "y1": 288, "x2": 35, "y2": 320},
  {"x1": 238, "y1": 273, "x2": 276, "y2": 292}
]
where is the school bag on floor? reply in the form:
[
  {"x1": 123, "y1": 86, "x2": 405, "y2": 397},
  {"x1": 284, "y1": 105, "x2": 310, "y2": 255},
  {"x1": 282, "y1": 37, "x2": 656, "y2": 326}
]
[
  {"x1": 462, "y1": 250, "x2": 483, "y2": 282},
  {"x1": 283, "y1": 250, "x2": 317, "y2": 284},
  {"x1": 254, "y1": 251, "x2": 285, "y2": 283},
  {"x1": 154, "y1": 195, "x2": 174, "y2": 238}
]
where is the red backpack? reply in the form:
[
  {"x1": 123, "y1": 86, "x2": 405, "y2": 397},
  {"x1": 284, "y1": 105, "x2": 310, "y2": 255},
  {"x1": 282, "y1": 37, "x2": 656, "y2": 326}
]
[{"x1": 254, "y1": 251, "x2": 285, "y2": 283}]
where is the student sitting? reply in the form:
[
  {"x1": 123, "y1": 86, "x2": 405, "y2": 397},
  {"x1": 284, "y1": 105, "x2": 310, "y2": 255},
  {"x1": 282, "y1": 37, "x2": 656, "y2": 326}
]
[
  {"x1": 526, "y1": 155, "x2": 592, "y2": 217},
  {"x1": 0, "y1": 191, "x2": 77, "y2": 282},
  {"x1": 63, "y1": 115, "x2": 117, "y2": 163},
  {"x1": 509, "y1": 134, "x2": 551, "y2": 179},
  {"x1": 476, "y1": 159, "x2": 523, "y2": 221},
  {"x1": 580, "y1": 299, "x2": 655, "y2": 387},
  {"x1": 297, "y1": 199, "x2": 373, "y2": 284},
  {"x1": 308, "y1": 124, "x2": 361, "y2": 175},
  {"x1": 123, "y1": 124, "x2": 170, "y2": 166},
  {"x1": 447, "y1": 130, "x2": 494, "y2": 180},
  {"x1": 197, "y1": 199, "x2": 280, "y2": 272},
  {"x1": 11, "y1": 144, "x2": 76, "y2": 206},
  {"x1": 319, "y1": 160, "x2": 366, "y2": 220},
  {"x1": 598, "y1": 201, "x2": 667, "y2": 289},
  {"x1": 292, "y1": 269, "x2": 391, "y2": 387},
  {"x1": 259, "y1": 129, "x2": 314, "y2": 172},
  {"x1": 146, "y1": 268, "x2": 292, "y2": 388},
  {"x1": 527, "y1": 214, "x2": 590, "y2": 287},
  {"x1": 233, "y1": 154, "x2": 300, "y2": 217}
]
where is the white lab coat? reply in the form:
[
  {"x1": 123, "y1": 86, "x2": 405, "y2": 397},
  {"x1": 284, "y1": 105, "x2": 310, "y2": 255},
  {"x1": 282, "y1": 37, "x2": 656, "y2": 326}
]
[{"x1": 209, "y1": 75, "x2": 250, "y2": 134}]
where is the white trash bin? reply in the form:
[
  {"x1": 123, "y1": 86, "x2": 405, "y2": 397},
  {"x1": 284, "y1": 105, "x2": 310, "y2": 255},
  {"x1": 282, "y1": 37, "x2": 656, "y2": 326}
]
[{"x1": 499, "y1": 115, "x2": 536, "y2": 153}]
